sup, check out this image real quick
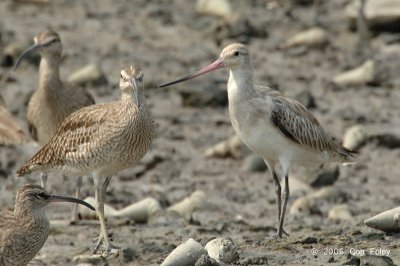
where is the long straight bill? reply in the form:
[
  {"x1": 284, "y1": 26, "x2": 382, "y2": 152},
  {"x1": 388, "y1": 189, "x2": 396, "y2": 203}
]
[{"x1": 159, "y1": 58, "x2": 224, "y2": 88}]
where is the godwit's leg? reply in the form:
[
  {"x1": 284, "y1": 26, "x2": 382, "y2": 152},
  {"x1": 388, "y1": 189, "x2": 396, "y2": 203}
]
[
  {"x1": 40, "y1": 172, "x2": 47, "y2": 189},
  {"x1": 277, "y1": 173, "x2": 290, "y2": 238},
  {"x1": 271, "y1": 170, "x2": 282, "y2": 225},
  {"x1": 70, "y1": 176, "x2": 83, "y2": 223}
]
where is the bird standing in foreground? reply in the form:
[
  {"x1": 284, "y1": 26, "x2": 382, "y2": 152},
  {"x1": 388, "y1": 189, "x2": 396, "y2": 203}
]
[
  {"x1": 0, "y1": 184, "x2": 94, "y2": 266},
  {"x1": 159, "y1": 43, "x2": 356, "y2": 238},
  {"x1": 17, "y1": 65, "x2": 155, "y2": 255},
  {"x1": 14, "y1": 30, "x2": 95, "y2": 221}
]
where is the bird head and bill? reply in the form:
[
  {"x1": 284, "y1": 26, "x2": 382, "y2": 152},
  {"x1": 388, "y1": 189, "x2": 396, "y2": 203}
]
[
  {"x1": 16, "y1": 184, "x2": 95, "y2": 211},
  {"x1": 159, "y1": 43, "x2": 251, "y2": 88},
  {"x1": 13, "y1": 30, "x2": 62, "y2": 71},
  {"x1": 120, "y1": 65, "x2": 144, "y2": 107}
]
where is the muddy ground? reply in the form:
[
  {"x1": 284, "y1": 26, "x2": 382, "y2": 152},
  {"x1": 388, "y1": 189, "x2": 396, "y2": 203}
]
[{"x1": 1, "y1": 0, "x2": 400, "y2": 265}]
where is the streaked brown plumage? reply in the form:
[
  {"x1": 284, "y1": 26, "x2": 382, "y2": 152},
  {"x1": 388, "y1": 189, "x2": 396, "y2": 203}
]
[
  {"x1": 0, "y1": 95, "x2": 29, "y2": 145},
  {"x1": 159, "y1": 43, "x2": 356, "y2": 238},
  {"x1": 14, "y1": 30, "x2": 95, "y2": 220},
  {"x1": 17, "y1": 65, "x2": 155, "y2": 255},
  {"x1": 0, "y1": 184, "x2": 94, "y2": 266}
]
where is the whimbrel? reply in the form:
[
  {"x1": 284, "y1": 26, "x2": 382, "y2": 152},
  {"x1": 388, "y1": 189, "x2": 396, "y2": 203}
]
[
  {"x1": 0, "y1": 95, "x2": 29, "y2": 145},
  {"x1": 14, "y1": 30, "x2": 95, "y2": 220},
  {"x1": 17, "y1": 65, "x2": 155, "y2": 255},
  {"x1": 0, "y1": 184, "x2": 94, "y2": 266},
  {"x1": 159, "y1": 43, "x2": 356, "y2": 238}
]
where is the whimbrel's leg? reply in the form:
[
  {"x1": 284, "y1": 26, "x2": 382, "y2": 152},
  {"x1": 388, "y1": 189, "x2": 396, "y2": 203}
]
[
  {"x1": 277, "y1": 173, "x2": 290, "y2": 238},
  {"x1": 93, "y1": 176, "x2": 118, "y2": 256},
  {"x1": 40, "y1": 172, "x2": 47, "y2": 189},
  {"x1": 70, "y1": 176, "x2": 83, "y2": 223}
]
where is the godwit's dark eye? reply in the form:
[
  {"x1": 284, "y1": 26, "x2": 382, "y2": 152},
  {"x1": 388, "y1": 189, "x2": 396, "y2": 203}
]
[{"x1": 234, "y1": 51, "x2": 240, "y2": 56}]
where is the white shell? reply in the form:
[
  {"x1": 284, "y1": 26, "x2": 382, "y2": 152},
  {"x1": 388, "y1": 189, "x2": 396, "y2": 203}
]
[
  {"x1": 205, "y1": 238, "x2": 239, "y2": 264},
  {"x1": 168, "y1": 190, "x2": 209, "y2": 218},
  {"x1": 365, "y1": 206, "x2": 400, "y2": 232},
  {"x1": 204, "y1": 135, "x2": 245, "y2": 159},
  {"x1": 161, "y1": 238, "x2": 207, "y2": 266},
  {"x1": 328, "y1": 204, "x2": 353, "y2": 221},
  {"x1": 281, "y1": 28, "x2": 328, "y2": 49},
  {"x1": 343, "y1": 125, "x2": 369, "y2": 151},
  {"x1": 333, "y1": 60, "x2": 375, "y2": 86},
  {"x1": 196, "y1": 0, "x2": 233, "y2": 20},
  {"x1": 114, "y1": 197, "x2": 161, "y2": 223},
  {"x1": 67, "y1": 63, "x2": 106, "y2": 85}
]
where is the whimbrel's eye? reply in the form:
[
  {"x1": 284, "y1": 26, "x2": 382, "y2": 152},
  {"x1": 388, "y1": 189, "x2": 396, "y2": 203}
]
[
  {"x1": 234, "y1": 51, "x2": 240, "y2": 56},
  {"x1": 35, "y1": 192, "x2": 48, "y2": 199}
]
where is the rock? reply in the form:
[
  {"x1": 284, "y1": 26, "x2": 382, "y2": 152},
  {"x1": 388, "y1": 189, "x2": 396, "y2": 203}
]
[
  {"x1": 360, "y1": 255, "x2": 396, "y2": 266},
  {"x1": 343, "y1": 125, "x2": 369, "y2": 151},
  {"x1": 364, "y1": 206, "x2": 400, "y2": 232},
  {"x1": 333, "y1": 60, "x2": 375, "y2": 86},
  {"x1": 305, "y1": 165, "x2": 340, "y2": 188},
  {"x1": 196, "y1": 0, "x2": 233, "y2": 21},
  {"x1": 204, "y1": 135, "x2": 248, "y2": 159},
  {"x1": 205, "y1": 238, "x2": 239, "y2": 264},
  {"x1": 328, "y1": 204, "x2": 353, "y2": 221},
  {"x1": 67, "y1": 63, "x2": 108, "y2": 86},
  {"x1": 371, "y1": 132, "x2": 400, "y2": 149},
  {"x1": 168, "y1": 190, "x2": 209, "y2": 219},
  {"x1": 281, "y1": 28, "x2": 328, "y2": 49},
  {"x1": 161, "y1": 238, "x2": 207, "y2": 266},
  {"x1": 195, "y1": 254, "x2": 220, "y2": 266},
  {"x1": 241, "y1": 154, "x2": 267, "y2": 172},
  {"x1": 294, "y1": 90, "x2": 316, "y2": 109},
  {"x1": 346, "y1": 0, "x2": 400, "y2": 32}
]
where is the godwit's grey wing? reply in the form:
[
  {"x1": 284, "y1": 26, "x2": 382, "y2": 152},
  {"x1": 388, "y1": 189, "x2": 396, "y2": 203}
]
[{"x1": 263, "y1": 88, "x2": 355, "y2": 161}]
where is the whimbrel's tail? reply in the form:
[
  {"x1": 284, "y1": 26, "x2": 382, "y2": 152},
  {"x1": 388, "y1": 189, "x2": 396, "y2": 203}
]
[{"x1": 339, "y1": 146, "x2": 358, "y2": 165}]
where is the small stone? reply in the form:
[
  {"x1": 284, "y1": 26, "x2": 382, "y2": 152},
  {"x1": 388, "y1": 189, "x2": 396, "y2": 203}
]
[
  {"x1": 196, "y1": 0, "x2": 233, "y2": 21},
  {"x1": 241, "y1": 154, "x2": 267, "y2": 172},
  {"x1": 205, "y1": 238, "x2": 239, "y2": 264},
  {"x1": 281, "y1": 27, "x2": 328, "y2": 49},
  {"x1": 305, "y1": 165, "x2": 340, "y2": 188},
  {"x1": 204, "y1": 135, "x2": 248, "y2": 159},
  {"x1": 161, "y1": 238, "x2": 207, "y2": 266},
  {"x1": 333, "y1": 60, "x2": 375, "y2": 86},
  {"x1": 371, "y1": 133, "x2": 400, "y2": 149},
  {"x1": 294, "y1": 90, "x2": 316, "y2": 109},
  {"x1": 343, "y1": 125, "x2": 369, "y2": 151},
  {"x1": 67, "y1": 63, "x2": 108, "y2": 86},
  {"x1": 328, "y1": 204, "x2": 353, "y2": 221}
]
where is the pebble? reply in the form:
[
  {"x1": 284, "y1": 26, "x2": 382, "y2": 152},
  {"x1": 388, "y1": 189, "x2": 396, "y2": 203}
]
[
  {"x1": 161, "y1": 238, "x2": 207, "y2": 266},
  {"x1": 281, "y1": 27, "x2": 328, "y2": 49},
  {"x1": 304, "y1": 165, "x2": 340, "y2": 188},
  {"x1": 196, "y1": 0, "x2": 233, "y2": 21},
  {"x1": 204, "y1": 135, "x2": 248, "y2": 159},
  {"x1": 328, "y1": 204, "x2": 353, "y2": 221},
  {"x1": 67, "y1": 63, "x2": 108, "y2": 86},
  {"x1": 333, "y1": 60, "x2": 375, "y2": 86},
  {"x1": 195, "y1": 254, "x2": 220, "y2": 266},
  {"x1": 168, "y1": 190, "x2": 209, "y2": 219},
  {"x1": 343, "y1": 125, "x2": 369, "y2": 151},
  {"x1": 205, "y1": 238, "x2": 239, "y2": 264}
]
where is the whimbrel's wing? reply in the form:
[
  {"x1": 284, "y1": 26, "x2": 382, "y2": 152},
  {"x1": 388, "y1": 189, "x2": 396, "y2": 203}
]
[
  {"x1": 267, "y1": 91, "x2": 354, "y2": 160},
  {"x1": 17, "y1": 103, "x2": 116, "y2": 176}
]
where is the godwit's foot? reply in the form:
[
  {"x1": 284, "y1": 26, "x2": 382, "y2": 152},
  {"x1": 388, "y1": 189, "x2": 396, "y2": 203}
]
[{"x1": 273, "y1": 228, "x2": 290, "y2": 239}]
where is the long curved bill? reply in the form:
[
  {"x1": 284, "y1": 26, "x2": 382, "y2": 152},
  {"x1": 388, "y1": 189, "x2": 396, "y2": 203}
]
[
  {"x1": 13, "y1": 44, "x2": 41, "y2": 71},
  {"x1": 159, "y1": 58, "x2": 224, "y2": 88},
  {"x1": 49, "y1": 194, "x2": 95, "y2": 210}
]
